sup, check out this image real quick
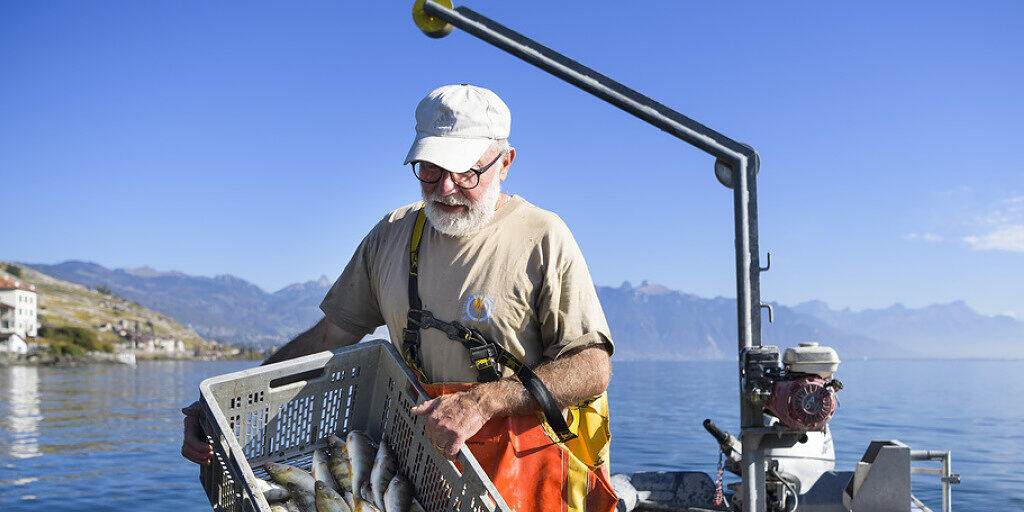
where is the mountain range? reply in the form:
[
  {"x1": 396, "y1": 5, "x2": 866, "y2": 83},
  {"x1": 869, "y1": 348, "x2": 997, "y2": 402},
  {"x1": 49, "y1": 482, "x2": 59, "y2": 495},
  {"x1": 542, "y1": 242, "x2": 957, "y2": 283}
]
[
  {"x1": 1, "y1": 260, "x2": 209, "y2": 349},
  {"x1": 24, "y1": 261, "x2": 1024, "y2": 359},
  {"x1": 25, "y1": 261, "x2": 330, "y2": 346}
]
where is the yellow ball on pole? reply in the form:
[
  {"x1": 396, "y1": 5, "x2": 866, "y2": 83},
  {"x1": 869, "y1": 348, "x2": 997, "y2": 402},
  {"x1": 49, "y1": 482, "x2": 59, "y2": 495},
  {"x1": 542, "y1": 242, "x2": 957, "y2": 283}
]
[{"x1": 412, "y1": 0, "x2": 455, "y2": 38}]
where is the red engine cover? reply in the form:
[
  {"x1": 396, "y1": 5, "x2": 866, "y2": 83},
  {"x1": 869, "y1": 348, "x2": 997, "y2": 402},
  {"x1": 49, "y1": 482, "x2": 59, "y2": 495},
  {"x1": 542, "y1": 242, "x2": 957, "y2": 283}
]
[{"x1": 766, "y1": 376, "x2": 837, "y2": 431}]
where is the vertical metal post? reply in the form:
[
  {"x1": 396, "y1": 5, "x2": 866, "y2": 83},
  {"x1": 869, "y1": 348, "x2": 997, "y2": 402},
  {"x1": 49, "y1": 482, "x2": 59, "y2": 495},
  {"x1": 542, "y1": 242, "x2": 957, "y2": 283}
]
[
  {"x1": 943, "y1": 452, "x2": 951, "y2": 512},
  {"x1": 911, "y1": 450, "x2": 958, "y2": 512},
  {"x1": 733, "y1": 154, "x2": 766, "y2": 511}
]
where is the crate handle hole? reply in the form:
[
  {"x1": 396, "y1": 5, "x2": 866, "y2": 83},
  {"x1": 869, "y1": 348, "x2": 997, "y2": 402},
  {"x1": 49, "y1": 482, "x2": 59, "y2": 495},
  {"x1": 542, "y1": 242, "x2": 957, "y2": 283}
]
[{"x1": 269, "y1": 368, "x2": 325, "y2": 389}]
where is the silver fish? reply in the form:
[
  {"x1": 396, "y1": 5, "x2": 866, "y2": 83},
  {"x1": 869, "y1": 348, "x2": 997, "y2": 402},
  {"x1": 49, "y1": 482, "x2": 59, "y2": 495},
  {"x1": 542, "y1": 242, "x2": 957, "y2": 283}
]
[
  {"x1": 358, "y1": 481, "x2": 382, "y2": 512},
  {"x1": 359, "y1": 480, "x2": 373, "y2": 505},
  {"x1": 315, "y1": 480, "x2": 354, "y2": 512},
  {"x1": 265, "y1": 462, "x2": 316, "y2": 494},
  {"x1": 382, "y1": 474, "x2": 412, "y2": 512},
  {"x1": 346, "y1": 431, "x2": 375, "y2": 509},
  {"x1": 285, "y1": 482, "x2": 317, "y2": 512},
  {"x1": 255, "y1": 477, "x2": 290, "y2": 503},
  {"x1": 311, "y1": 447, "x2": 340, "y2": 492},
  {"x1": 370, "y1": 441, "x2": 398, "y2": 509},
  {"x1": 276, "y1": 501, "x2": 301, "y2": 512}
]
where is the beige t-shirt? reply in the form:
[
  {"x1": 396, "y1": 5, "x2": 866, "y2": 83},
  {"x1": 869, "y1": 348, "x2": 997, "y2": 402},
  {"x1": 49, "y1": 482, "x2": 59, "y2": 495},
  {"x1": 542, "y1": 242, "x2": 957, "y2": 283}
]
[{"x1": 320, "y1": 195, "x2": 613, "y2": 383}]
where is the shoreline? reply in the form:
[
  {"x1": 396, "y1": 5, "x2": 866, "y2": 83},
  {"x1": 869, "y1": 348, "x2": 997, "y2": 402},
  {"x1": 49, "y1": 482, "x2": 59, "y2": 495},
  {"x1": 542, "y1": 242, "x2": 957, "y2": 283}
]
[{"x1": 1, "y1": 352, "x2": 261, "y2": 367}]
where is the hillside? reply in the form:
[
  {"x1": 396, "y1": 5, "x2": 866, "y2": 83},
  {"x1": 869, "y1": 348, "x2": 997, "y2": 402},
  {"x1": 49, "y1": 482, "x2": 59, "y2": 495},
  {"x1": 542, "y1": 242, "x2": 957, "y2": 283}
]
[
  {"x1": 27, "y1": 261, "x2": 327, "y2": 346},
  {"x1": 2, "y1": 261, "x2": 209, "y2": 351}
]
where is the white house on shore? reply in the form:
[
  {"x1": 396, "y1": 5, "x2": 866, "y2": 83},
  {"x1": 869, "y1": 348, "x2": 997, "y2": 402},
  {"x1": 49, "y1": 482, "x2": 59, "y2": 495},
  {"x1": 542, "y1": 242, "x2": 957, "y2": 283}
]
[
  {"x1": 0, "y1": 332, "x2": 28, "y2": 354},
  {"x1": 0, "y1": 278, "x2": 39, "y2": 338}
]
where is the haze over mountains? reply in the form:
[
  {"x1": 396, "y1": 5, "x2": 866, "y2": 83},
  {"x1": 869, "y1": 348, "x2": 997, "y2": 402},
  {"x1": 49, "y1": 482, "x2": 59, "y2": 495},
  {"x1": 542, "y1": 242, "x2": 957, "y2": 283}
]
[{"x1": 26, "y1": 261, "x2": 1024, "y2": 359}]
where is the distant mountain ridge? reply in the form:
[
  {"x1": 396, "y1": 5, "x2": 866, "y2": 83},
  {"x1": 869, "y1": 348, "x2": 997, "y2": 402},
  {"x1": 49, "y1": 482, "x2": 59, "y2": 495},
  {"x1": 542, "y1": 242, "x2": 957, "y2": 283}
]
[
  {"x1": 26, "y1": 261, "x2": 331, "y2": 346},
  {"x1": 791, "y1": 300, "x2": 1023, "y2": 359},
  {"x1": 599, "y1": 281, "x2": 908, "y2": 360},
  {"x1": 24, "y1": 261, "x2": 1024, "y2": 358}
]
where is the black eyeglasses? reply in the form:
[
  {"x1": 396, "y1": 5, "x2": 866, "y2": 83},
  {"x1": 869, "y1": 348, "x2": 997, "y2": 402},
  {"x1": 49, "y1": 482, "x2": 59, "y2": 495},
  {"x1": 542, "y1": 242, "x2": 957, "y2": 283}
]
[{"x1": 412, "y1": 151, "x2": 504, "y2": 190}]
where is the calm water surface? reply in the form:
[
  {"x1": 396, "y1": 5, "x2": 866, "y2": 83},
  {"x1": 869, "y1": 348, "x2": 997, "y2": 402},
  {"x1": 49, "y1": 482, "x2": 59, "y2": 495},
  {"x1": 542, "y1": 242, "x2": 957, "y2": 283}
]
[{"x1": 2, "y1": 359, "x2": 1021, "y2": 510}]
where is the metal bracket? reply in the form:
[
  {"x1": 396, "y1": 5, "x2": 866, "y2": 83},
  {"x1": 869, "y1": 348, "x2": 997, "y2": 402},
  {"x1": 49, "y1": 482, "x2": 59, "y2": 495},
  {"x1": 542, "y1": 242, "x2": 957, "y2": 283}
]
[
  {"x1": 759, "y1": 252, "x2": 771, "y2": 272},
  {"x1": 742, "y1": 426, "x2": 806, "y2": 450},
  {"x1": 760, "y1": 303, "x2": 774, "y2": 323}
]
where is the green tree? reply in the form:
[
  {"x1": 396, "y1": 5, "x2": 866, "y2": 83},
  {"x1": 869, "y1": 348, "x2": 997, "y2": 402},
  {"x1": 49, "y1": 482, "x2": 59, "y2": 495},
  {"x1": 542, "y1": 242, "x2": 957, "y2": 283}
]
[
  {"x1": 5, "y1": 264, "x2": 21, "y2": 277},
  {"x1": 39, "y1": 325, "x2": 112, "y2": 352}
]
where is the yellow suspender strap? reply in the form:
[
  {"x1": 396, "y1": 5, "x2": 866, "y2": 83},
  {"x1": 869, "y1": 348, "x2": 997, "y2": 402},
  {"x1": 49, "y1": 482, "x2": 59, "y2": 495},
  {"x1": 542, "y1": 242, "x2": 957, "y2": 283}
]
[
  {"x1": 410, "y1": 209, "x2": 427, "y2": 273},
  {"x1": 403, "y1": 209, "x2": 430, "y2": 384}
]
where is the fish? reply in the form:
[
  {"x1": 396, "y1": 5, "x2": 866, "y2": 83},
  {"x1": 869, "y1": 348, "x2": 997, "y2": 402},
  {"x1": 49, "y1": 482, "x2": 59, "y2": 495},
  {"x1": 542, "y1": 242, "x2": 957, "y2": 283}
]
[
  {"x1": 358, "y1": 481, "x2": 382, "y2": 512},
  {"x1": 409, "y1": 499, "x2": 426, "y2": 512},
  {"x1": 327, "y1": 435, "x2": 353, "y2": 491},
  {"x1": 369, "y1": 440, "x2": 398, "y2": 509},
  {"x1": 254, "y1": 477, "x2": 290, "y2": 503},
  {"x1": 328, "y1": 435, "x2": 357, "y2": 510},
  {"x1": 382, "y1": 474, "x2": 412, "y2": 512},
  {"x1": 311, "y1": 447, "x2": 340, "y2": 492},
  {"x1": 269, "y1": 504, "x2": 296, "y2": 512},
  {"x1": 265, "y1": 462, "x2": 316, "y2": 494},
  {"x1": 277, "y1": 500, "x2": 301, "y2": 512},
  {"x1": 346, "y1": 431, "x2": 376, "y2": 509},
  {"x1": 315, "y1": 480, "x2": 354, "y2": 512},
  {"x1": 285, "y1": 482, "x2": 317, "y2": 512}
]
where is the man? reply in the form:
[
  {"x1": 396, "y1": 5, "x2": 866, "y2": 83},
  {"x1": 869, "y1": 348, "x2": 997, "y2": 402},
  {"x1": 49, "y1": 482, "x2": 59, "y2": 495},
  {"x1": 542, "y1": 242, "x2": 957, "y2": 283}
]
[{"x1": 181, "y1": 84, "x2": 617, "y2": 512}]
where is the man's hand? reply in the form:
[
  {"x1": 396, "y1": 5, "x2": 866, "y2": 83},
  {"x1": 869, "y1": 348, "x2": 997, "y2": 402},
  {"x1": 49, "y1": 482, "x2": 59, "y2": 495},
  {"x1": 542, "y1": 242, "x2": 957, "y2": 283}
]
[
  {"x1": 409, "y1": 345, "x2": 611, "y2": 460},
  {"x1": 181, "y1": 400, "x2": 213, "y2": 465},
  {"x1": 410, "y1": 391, "x2": 492, "y2": 460}
]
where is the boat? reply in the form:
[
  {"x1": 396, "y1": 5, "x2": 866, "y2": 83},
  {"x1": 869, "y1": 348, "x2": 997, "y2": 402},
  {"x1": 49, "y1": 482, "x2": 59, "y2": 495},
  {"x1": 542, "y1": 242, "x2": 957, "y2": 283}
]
[
  {"x1": 408, "y1": 2, "x2": 960, "y2": 511},
  {"x1": 114, "y1": 350, "x2": 137, "y2": 366}
]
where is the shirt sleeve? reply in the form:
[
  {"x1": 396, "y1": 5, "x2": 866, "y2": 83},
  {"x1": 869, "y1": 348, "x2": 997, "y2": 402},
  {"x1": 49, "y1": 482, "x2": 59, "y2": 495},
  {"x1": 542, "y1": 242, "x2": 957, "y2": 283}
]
[
  {"x1": 535, "y1": 221, "x2": 615, "y2": 361},
  {"x1": 319, "y1": 220, "x2": 386, "y2": 338}
]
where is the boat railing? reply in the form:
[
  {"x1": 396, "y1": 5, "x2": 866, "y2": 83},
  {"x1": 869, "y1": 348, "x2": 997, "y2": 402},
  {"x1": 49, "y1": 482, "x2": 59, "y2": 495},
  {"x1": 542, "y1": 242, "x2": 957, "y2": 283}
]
[{"x1": 910, "y1": 450, "x2": 960, "y2": 512}]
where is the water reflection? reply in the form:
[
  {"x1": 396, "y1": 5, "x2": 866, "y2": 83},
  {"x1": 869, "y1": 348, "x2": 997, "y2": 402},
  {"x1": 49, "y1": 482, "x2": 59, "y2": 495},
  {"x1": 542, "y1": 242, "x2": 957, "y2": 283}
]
[
  {"x1": 3, "y1": 365, "x2": 41, "y2": 460},
  {"x1": 0, "y1": 360, "x2": 1021, "y2": 510}
]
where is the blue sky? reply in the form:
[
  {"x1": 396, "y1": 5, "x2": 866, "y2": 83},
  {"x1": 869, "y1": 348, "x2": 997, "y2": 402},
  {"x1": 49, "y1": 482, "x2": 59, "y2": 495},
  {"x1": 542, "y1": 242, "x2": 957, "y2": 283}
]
[{"x1": 3, "y1": 1, "x2": 1022, "y2": 318}]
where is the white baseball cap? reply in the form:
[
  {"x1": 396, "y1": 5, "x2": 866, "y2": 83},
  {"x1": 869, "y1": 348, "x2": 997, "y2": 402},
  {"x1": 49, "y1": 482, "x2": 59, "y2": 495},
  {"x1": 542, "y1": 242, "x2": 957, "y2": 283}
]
[{"x1": 404, "y1": 84, "x2": 511, "y2": 174}]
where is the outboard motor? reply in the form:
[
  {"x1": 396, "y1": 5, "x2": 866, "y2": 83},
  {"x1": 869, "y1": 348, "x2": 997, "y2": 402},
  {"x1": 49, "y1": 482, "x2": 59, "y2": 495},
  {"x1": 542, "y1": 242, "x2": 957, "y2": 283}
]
[
  {"x1": 709, "y1": 342, "x2": 843, "y2": 511},
  {"x1": 766, "y1": 343, "x2": 842, "y2": 431},
  {"x1": 741, "y1": 342, "x2": 841, "y2": 431}
]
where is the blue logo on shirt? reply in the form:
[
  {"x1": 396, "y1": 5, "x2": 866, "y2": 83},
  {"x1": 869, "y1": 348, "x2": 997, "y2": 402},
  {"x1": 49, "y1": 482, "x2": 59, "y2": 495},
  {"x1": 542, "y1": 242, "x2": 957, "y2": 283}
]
[{"x1": 463, "y1": 294, "x2": 495, "y2": 323}]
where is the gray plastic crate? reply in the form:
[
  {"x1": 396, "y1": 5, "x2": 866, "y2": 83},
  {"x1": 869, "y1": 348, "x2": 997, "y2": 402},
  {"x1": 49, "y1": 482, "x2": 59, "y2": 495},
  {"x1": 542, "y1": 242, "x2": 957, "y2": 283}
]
[{"x1": 197, "y1": 339, "x2": 511, "y2": 512}]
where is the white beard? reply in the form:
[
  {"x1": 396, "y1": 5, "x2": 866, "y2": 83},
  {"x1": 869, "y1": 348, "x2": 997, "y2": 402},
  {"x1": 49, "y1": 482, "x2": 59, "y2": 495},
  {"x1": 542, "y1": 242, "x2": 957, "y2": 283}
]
[{"x1": 422, "y1": 181, "x2": 502, "y2": 238}]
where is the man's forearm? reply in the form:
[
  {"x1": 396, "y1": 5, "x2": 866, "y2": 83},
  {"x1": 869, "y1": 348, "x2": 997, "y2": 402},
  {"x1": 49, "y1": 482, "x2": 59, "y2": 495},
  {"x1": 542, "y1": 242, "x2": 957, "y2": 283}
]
[
  {"x1": 262, "y1": 317, "x2": 360, "y2": 365},
  {"x1": 466, "y1": 344, "x2": 611, "y2": 418}
]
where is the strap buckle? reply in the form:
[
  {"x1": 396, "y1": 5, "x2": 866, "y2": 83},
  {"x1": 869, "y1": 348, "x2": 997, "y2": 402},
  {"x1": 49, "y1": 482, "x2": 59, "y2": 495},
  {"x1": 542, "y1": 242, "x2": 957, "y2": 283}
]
[
  {"x1": 407, "y1": 309, "x2": 433, "y2": 329},
  {"x1": 402, "y1": 328, "x2": 421, "y2": 359},
  {"x1": 402, "y1": 327, "x2": 420, "y2": 349},
  {"x1": 468, "y1": 344, "x2": 501, "y2": 382}
]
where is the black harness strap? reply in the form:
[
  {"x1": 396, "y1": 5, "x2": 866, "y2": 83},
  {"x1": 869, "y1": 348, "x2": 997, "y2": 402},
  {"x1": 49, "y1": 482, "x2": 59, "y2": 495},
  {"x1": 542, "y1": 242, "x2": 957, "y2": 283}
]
[{"x1": 402, "y1": 208, "x2": 576, "y2": 443}]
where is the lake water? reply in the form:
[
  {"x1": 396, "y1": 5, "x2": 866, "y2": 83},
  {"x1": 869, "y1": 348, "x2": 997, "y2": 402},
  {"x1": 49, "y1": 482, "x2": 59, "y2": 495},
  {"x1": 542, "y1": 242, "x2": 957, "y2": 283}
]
[{"x1": 2, "y1": 358, "x2": 1022, "y2": 511}]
